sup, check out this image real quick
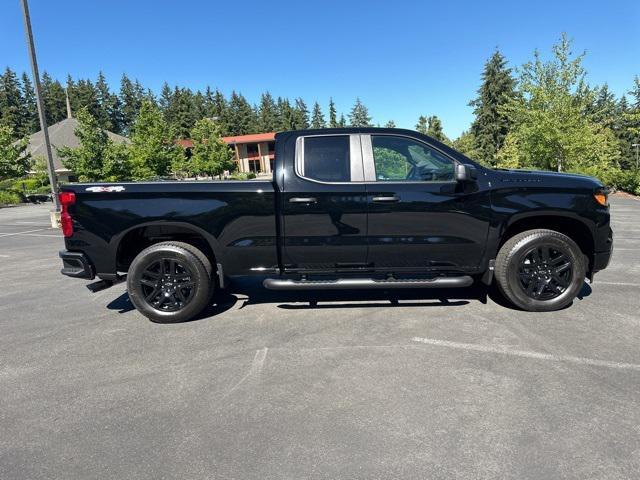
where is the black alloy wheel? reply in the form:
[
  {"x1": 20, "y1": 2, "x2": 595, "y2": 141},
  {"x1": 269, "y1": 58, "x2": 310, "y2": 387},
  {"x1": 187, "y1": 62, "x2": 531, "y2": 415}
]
[
  {"x1": 139, "y1": 258, "x2": 196, "y2": 312},
  {"x1": 517, "y1": 245, "x2": 573, "y2": 300},
  {"x1": 494, "y1": 229, "x2": 586, "y2": 312},
  {"x1": 127, "y1": 242, "x2": 213, "y2": 323}
]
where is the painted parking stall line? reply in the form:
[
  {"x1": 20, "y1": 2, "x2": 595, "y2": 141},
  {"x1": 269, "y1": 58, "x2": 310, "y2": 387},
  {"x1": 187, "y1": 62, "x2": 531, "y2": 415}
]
[{"x1": 411, "y1": 337, "x2": 640, "y2": 371}]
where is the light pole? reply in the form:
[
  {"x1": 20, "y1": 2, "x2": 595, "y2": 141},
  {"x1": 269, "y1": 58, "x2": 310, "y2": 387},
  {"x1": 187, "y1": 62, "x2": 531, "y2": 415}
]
[
  {"x1": 632, "y1": 143, "x2": 639, "y2": 170},
  {"x1": 20, "y1": 0, "x2": 60, "y2": 226}
]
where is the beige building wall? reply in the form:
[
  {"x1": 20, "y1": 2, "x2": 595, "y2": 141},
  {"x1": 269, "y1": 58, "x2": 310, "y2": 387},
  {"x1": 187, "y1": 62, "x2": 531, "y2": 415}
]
[
  {"x1": 258, "y1": 142, "x2": 271, "y2": 174},
  {"x1": 236, "y1": 144, "x2": 249, "y2": 173}
]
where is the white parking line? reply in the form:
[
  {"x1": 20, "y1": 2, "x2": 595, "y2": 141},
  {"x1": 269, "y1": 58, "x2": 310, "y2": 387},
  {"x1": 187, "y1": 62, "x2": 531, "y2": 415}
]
[
  {"x1": 411, "y1": 337, "x2": 640, "y2": 371},
  {"x1": 19, "y1": 233, "x2": 62, "y2": 238},
  {"x1": 593, "y1": 281, "x2": 640, "y2": 287},
  {"x1": 0, "y1": 228, "x2": 48, "y2": 237},
  {"x1": 222, "y1": 348, "x2": 268, "y2": 398}
]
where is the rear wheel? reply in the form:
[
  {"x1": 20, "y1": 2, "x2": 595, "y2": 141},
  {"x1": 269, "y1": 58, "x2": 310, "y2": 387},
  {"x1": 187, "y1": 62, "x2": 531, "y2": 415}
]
[
  {"x1": 495, "y1": 229, "x2": 586, "y2": 311},
  {"x1": 127, "y1": 242, "x2": 213, "y2": 323}
]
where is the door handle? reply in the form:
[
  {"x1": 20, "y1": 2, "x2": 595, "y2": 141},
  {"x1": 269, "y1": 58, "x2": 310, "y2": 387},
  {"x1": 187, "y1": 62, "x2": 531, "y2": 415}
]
[
  {"x1": 289, "y1": 197, "x2": 317, "y2": 204},
  {"x1": 372, "y1": 196, "x2": 400, "y2": 203}
]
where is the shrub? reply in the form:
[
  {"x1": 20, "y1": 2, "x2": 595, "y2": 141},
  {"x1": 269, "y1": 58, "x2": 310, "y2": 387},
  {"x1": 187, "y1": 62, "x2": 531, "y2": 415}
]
[
  {"x1": 616, "y1": 170, "x2": 640, "y2": 195},
  {"x1": 0, "y1": 190, "x2": 22, "y2": 205},
  {"x1": 12, "y1": 178, "x2": 41, "y2": 192},
  {"x1": 228, "y1": 172, "x2": 257, "y2": 180}
]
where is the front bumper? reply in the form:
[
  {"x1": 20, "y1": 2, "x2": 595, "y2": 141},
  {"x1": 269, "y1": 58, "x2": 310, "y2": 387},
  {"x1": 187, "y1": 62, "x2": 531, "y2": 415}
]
[
  {"x1": 591, "y1": 227, "x2": 613, "y2": 274},
  {"x1": 59, "y1": 250, "x2": 95, "y2": 280}
]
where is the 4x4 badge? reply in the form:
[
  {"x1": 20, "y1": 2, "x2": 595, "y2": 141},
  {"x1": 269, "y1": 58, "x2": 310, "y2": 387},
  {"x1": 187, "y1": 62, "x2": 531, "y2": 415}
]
[{"x1": 86, "y1": 186, "x2": 125, "y2": 193}]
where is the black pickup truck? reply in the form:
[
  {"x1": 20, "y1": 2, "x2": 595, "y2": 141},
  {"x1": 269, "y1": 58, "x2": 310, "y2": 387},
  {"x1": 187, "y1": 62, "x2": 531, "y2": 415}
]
[{"x1": 58, "y1": 128, "x2": 613, "y2": 322}]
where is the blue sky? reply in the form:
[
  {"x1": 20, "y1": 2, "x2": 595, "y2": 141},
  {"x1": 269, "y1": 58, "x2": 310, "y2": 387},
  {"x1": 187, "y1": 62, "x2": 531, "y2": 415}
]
[{"x1": 2, "y1": 0, "x2": 638, "y2": 138}]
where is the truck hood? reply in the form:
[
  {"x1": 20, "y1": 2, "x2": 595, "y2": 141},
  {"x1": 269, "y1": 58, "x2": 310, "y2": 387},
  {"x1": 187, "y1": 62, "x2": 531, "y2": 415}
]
[{"x1": 493, "y1": 168, "x2": 604, "y2": 189}]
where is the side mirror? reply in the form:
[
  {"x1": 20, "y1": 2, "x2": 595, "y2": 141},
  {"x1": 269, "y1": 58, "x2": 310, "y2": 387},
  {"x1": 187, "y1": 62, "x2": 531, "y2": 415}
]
[{"x1": 455, "y1": 164, "x2": 477, "y2": 182}]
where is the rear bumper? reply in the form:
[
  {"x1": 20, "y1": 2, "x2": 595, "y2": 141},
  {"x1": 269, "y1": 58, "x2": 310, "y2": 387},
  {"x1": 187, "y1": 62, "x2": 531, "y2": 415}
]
[{"x1": 59, "y1": 250, "x2": 95, "y2": 280}]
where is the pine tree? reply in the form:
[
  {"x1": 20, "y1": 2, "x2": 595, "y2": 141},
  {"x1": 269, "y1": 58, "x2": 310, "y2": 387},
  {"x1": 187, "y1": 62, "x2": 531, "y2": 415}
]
[
  {"x1": 328, "y1": 97, "x2": 338, "y2": 128},
  {"x1": 228, "y1": 91, "x2": 257, "y2": 135},
  {"x1": 469, "y1": 49, "x2": 517, "y2": 165},
  {"x1": 348, "y1": 98, "x2": 371, "y2": 127},
  {"x1": 164, "y1": 87, "x2": 198, "y2": 139},
  {"x1": 40, "y1": 72, "x2": 67, "y2": 125},
  {"x1": 159, "y1": 82, "x2": 173, "y2": 113},
  {"x1": 119, "y1": 74, "x2": 145, "y2": 134},
  {"x1": 629, "y1": 76, "x2": 640, "y2": 109},
  {"x1": 294, "y1": 98, "x2": 309, "y2": 129},
  {"x1": 426, "y1": 115, "x2": 448, "y2": 143},
  {"x1": 258, "y1": 92, "x2": 277, "y2": 132},
  {"x1": 20, "y1": 73, "x2": 38, "y2": 136},
  {"x1": 310, "y1": 101, "x2": 325, "y2": 129},
  {"x1": 415, "y1": 115, "x2": 428, "y2": 134},
  {"x1": 277, "y1": 97, "x2": 296, "y2": 131},
  {"x1": 68, "y1": 77, "x2": 101, "y2": 123},
  {"x1": 95, "y1": 72, "x2": 120, "y2": 131},
  {"x1": 338, "y1": 113, "x2": 347, "y2": 128},
  {"x1": 384, "y1": 120, "x2": 396, "y2": 128},
  {"x1": 0, "y1": 68, "x2": 25, "y2": 135}
]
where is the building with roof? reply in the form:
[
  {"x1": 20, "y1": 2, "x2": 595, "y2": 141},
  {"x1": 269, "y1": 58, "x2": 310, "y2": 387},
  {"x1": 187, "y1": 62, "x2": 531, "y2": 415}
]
[
  {"x1": 178, "y1": 132, "x2": 276, "y2": 175},
  {"x1": 24, "y1": 98, "x2": 130, "y2": 183}
]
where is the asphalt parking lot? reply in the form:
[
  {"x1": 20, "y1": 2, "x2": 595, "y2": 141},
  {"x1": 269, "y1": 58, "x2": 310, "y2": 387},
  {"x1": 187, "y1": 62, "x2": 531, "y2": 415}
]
[{"x1": 1, "y1": 195, "x2": 639, "y2": 479}]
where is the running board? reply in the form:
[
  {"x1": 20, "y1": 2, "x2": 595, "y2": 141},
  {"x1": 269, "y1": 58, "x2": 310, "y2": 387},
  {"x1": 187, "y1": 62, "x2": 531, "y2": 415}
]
[{"x1": 263, "y1": 276, "x2": 473, "y2": 290}]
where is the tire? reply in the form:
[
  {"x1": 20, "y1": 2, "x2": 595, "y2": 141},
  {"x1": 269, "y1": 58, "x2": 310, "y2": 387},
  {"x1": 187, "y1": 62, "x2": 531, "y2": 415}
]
[
  {"x1": 494, "y1": 229, "x2": 586, "y2": 312},
  {"x1": 127, "y1": 242, "x2": 213, "y2": 323}
]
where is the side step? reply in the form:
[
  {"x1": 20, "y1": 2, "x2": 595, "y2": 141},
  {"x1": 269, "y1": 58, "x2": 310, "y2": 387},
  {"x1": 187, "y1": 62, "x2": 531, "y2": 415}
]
[{"x1": 263, "y1": 276, "x2": 473, "y2": 291}]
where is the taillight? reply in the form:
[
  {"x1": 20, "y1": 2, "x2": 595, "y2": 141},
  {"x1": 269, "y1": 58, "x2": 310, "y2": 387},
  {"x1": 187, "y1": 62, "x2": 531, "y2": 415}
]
[{"x1": 58, "y1": 191, "x2": 76, "y2": 237}]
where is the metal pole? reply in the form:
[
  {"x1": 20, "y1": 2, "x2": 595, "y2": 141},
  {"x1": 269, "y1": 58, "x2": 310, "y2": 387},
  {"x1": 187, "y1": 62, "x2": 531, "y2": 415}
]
[{"x1": 20, "y1": 0, "x2": 61, "y2": 218}]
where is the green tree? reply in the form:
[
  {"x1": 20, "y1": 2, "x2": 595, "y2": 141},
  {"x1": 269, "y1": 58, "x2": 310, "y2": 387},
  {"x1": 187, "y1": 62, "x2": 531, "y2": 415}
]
[
  {"x1": 186, "y1": 118, "x2": 236, "y2": 178},
  {"x1": 498, "y1": 34, "x2": 619, "y2": 180},
  {"x1": 427, "y1": 116, "x2": 448, "y2": 143},
  {"x1": 328, "y1": 98, "x2": 338, "y2": 128},
  {"x1": 294, "y1": 98, "x2": 309, "y2": 129},
  {"x1": 164, "y1": 87, "x2": 198, "y2": 138},
  {"x1": 415, "y1": 115, "x2": 428, "y2": 134},
  {"x1": 58, "y1": 107, "x2": 128, "y2": 181},
  {"x1": 349, "y1": 98, "x2": 371, "y2": 127},
  {"x1": 338, "y1": 113, "x2": 347, "y2": 127},
  {"x1": 67, "y1": 76, "x2": 101, "y2": 122},
  {"x1": 311, "y1": 101, "x2": 325, "y2": 128},
  {"x1": 95, "y1": 72, "x2": 122, "y2": 132},
  {"x1": 127, "y1": 100, "x2": 180, "y2": 180},
  {"x1": 277, "y1": 97, "x2": 296, "y2": 131},
  {"x1": 40, "y1": 72, "x2": 67, "y2": 125},
  {"x1": 384, "y1": 120, "x2": 396, "y2": 128},
  {"x1": 119, "y1": 74, "x2": 145, "y2": 133},
  {"x1": 258, "y1": 92, "x2": 278, "y2": 132},
  {"x1": 20, "y1": 73, "x2": 38, "y2": 135},
  {"x1": 469, "y1": 50, "x2": 517, "y2": 165},
  {"x1": 452, "y1": 130, "x2": 479, "y2": 160},
  {"x1": 0, "y1": 68, "x2": 24, "y2": 135},
  {"x1": 0, "y1": 125, "x2": 30, "y2": 179},
  {"x1": 228, "y1": 91, "x2": 257, "y2": 135}
]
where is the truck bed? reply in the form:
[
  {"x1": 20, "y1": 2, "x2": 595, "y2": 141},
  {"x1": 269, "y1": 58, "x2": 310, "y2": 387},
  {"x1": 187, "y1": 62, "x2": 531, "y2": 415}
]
[{"x1": 61, "y1": 180, "x2": 278, "y2": 278}]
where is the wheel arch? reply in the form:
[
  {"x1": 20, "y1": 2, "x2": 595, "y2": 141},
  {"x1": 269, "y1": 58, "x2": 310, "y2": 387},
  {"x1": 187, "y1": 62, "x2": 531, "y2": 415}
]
[
  {"x1": 499, "y1": 213, "x2": 595, "y2": 265},
  {"x1": 110, "y1": 221, "x2": 222, "y2": 276}
]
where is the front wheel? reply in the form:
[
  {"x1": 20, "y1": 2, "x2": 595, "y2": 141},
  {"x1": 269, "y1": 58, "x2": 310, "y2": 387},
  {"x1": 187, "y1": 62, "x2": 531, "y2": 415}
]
[
  {"x1": 494, "y1": 229, "x2": 586, "y2": 311},
  {"x1": 127, "y1": 242, "x2": 213, "y2": 323}
]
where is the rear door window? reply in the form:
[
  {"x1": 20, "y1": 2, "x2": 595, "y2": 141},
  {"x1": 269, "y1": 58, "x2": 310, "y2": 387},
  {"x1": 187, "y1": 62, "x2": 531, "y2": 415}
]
[{"x1": 300, "y1": 135, "x2": 351, "y2": 182}]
